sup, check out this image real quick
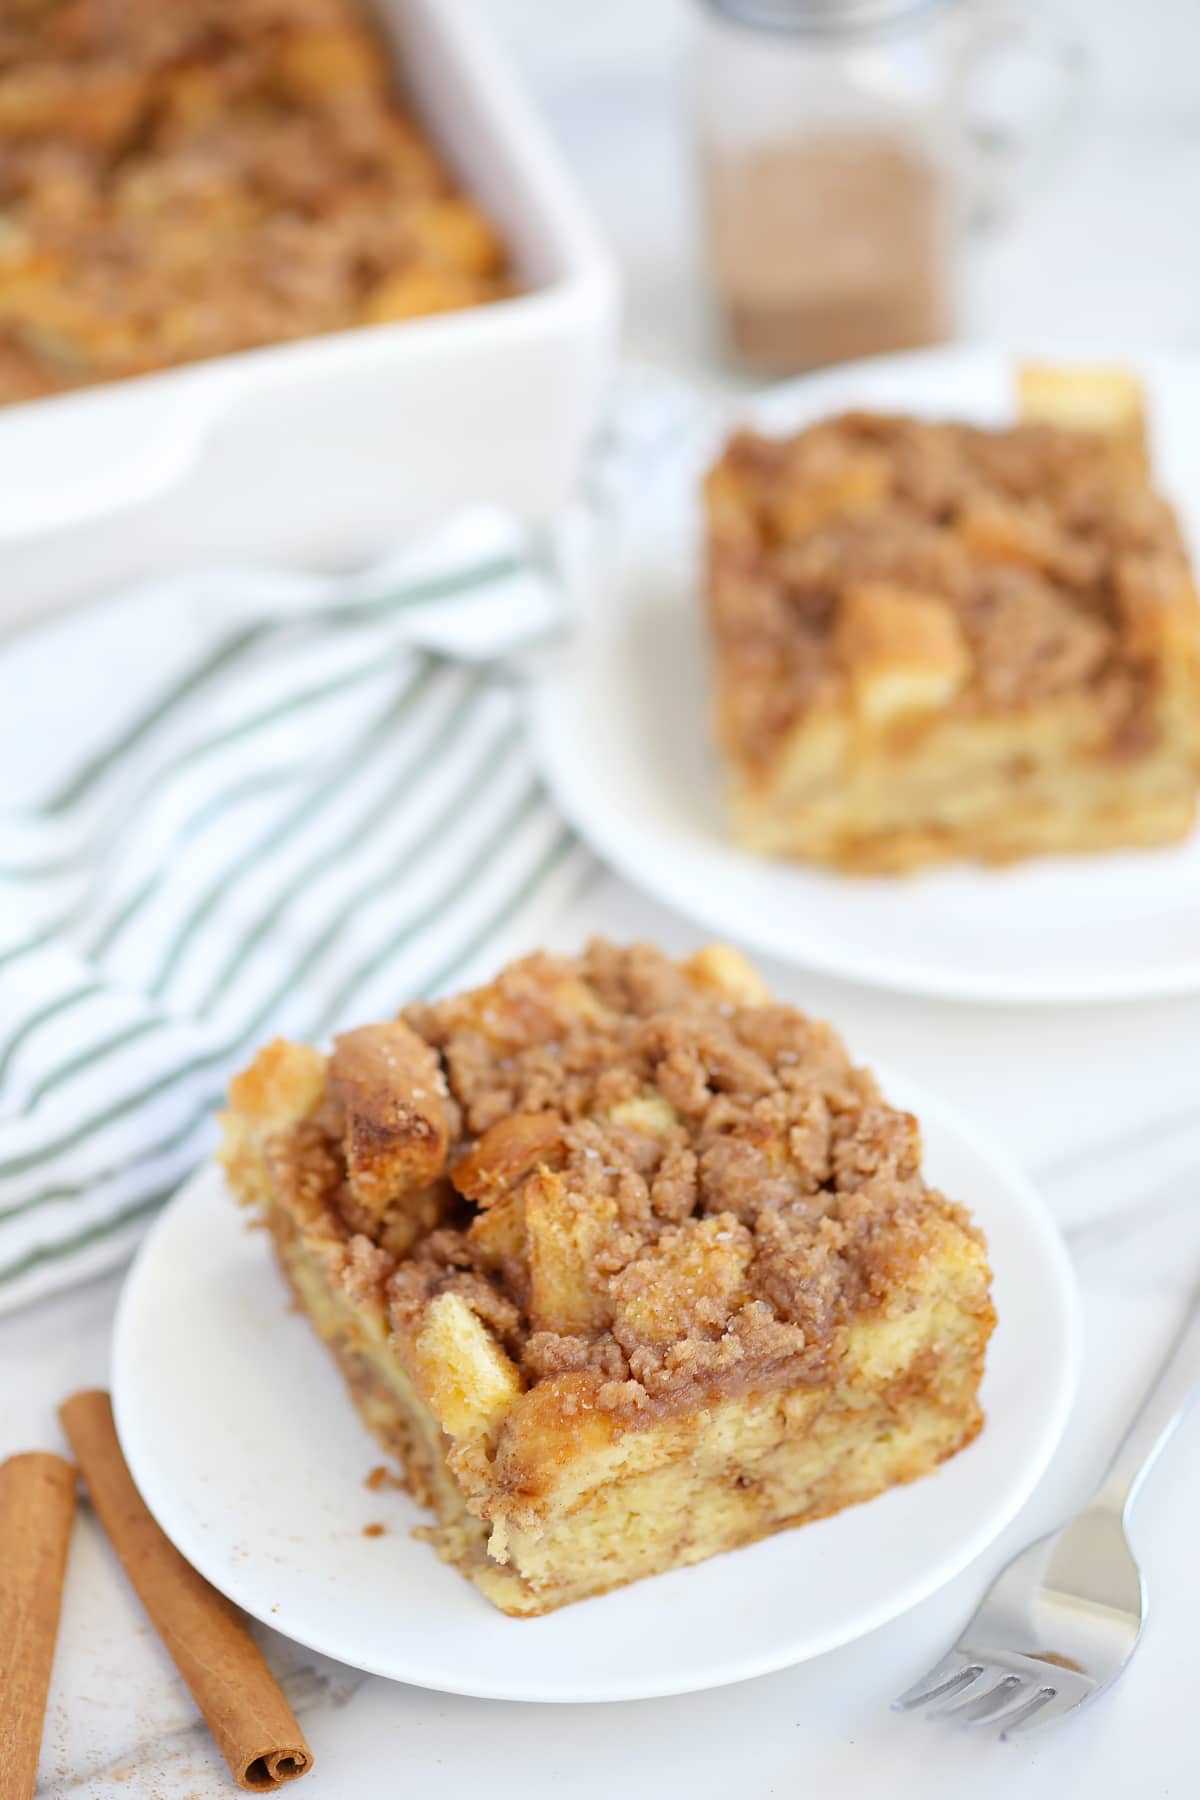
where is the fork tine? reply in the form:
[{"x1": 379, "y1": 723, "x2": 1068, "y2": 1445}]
[
  {"x1": 924, "y1": 1667, "x2": 1003, "y2": 1718},
  {"x1": 892, "y1": 1653, "x2": 982, "y2": 1710},
  {"x1": 952, "y1": 1674, "x2": 1033, "y2": 1726},
  {"x1": 1001, "y1": 1683, "x2": 1090, "y2": 1740}
]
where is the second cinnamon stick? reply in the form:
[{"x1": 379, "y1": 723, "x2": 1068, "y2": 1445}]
[{"x1": 59, "y1": 1390, "x2": 312, "y2": 1792}]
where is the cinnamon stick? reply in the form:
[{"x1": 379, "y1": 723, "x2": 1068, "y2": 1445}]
[
  {"x1": 0, "y1": 1452, "x2": 77, "y2": 1800},
  {"x1": 59, "y1": 1391, "x2": 312, "y2": 1792}
]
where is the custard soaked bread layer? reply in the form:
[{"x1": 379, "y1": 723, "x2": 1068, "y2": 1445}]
[
  {"x1": 221, "y1": 942, "x2": 994, "y2": 1615},
  {"x1": 704, "y1": 366, "x2": 1200, "y2": 872}
]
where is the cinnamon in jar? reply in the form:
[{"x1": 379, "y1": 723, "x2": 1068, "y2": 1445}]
[
  {"x1": 704, "y1": 131, "x2": 952, "y2": 372},
  {"x1": 690, "y1": 0, "x2": 974, "y2": 375}
]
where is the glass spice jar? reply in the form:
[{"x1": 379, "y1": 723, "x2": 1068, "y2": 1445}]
[{"x1": 693, "y1": 0, "x2": 1085, "y2": 372}]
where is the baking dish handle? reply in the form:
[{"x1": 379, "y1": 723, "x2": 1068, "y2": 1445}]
[{"x1": 0, "y1": 372, "x2": 228, "y2": 541}]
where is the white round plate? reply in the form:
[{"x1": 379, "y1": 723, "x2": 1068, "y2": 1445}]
[
  {"x1": 531, "y1": 344, "x2": 1200, "y2": 1003},
  {"x1": 112, "y1": 1074, "x2": 1079, "y2": 1703}
]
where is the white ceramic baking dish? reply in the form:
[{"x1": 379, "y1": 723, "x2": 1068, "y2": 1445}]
[{"x1": 0, "y1": 0, "x2": 619, "y2": 631}]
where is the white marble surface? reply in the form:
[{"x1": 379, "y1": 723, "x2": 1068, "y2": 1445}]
[{"x1": 6, "y1": 0, "x2": 1200, "y2": 1794}]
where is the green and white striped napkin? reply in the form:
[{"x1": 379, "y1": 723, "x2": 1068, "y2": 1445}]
[
  {"x1": 0, "y1": 508, "x2": 603, "y2": 1315},
  {"x1": 0, "y1": 373, "x2": 706, "y2": 1316}
]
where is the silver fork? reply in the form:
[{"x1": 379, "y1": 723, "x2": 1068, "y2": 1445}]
[{"x1": 895, "y1": 1285, "x2": 1200, "y2": 1739}]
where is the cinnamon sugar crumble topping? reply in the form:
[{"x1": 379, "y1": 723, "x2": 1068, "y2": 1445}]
[
  {"x1": 268, "y1": 942, "x2": 980, "y2": 1419},
  {"x1": 707, "y1": 413, "x2": 1194, "y2": 765},
  {"x1": 0, "y1": 0, "x2": 511, "y2": 401}
]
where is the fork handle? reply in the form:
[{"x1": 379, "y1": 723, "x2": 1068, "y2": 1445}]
[{"x1": 1093, "y1": 1285, "x2": 1200, "y2": 1519}]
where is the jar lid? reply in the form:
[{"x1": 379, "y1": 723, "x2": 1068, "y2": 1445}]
[{"x1": 699, "y1": 0, "x2": 948, "y2": 34}]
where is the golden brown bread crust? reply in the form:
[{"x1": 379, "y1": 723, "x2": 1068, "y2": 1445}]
[
  {"x1": 450, "y1": 1113, "x2": 566, "y2": 1205},
  {"x1": 322, "y1": 1022, "x2": 453, "y2": 1250},
  {"x1": 1016, "y1": 363, "x2": 1148, "y2": 470}
]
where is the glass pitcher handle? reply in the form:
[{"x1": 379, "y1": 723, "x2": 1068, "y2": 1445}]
[{"x1": 950, "y1": 1, "x2": 1088, "y2": 230}]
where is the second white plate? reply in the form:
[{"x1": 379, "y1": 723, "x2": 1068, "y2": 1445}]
[
  {"x1": 531, "y1": 345, "x2": 1200, "y2": 1003},
  {"x1": 111, "y1": 1071, "x2": 1078, "y2": 1703}
]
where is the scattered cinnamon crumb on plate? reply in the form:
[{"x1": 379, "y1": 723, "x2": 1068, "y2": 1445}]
[{"x1": 364, "y1": 1465, "x2": 401, "y2": 1492}]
